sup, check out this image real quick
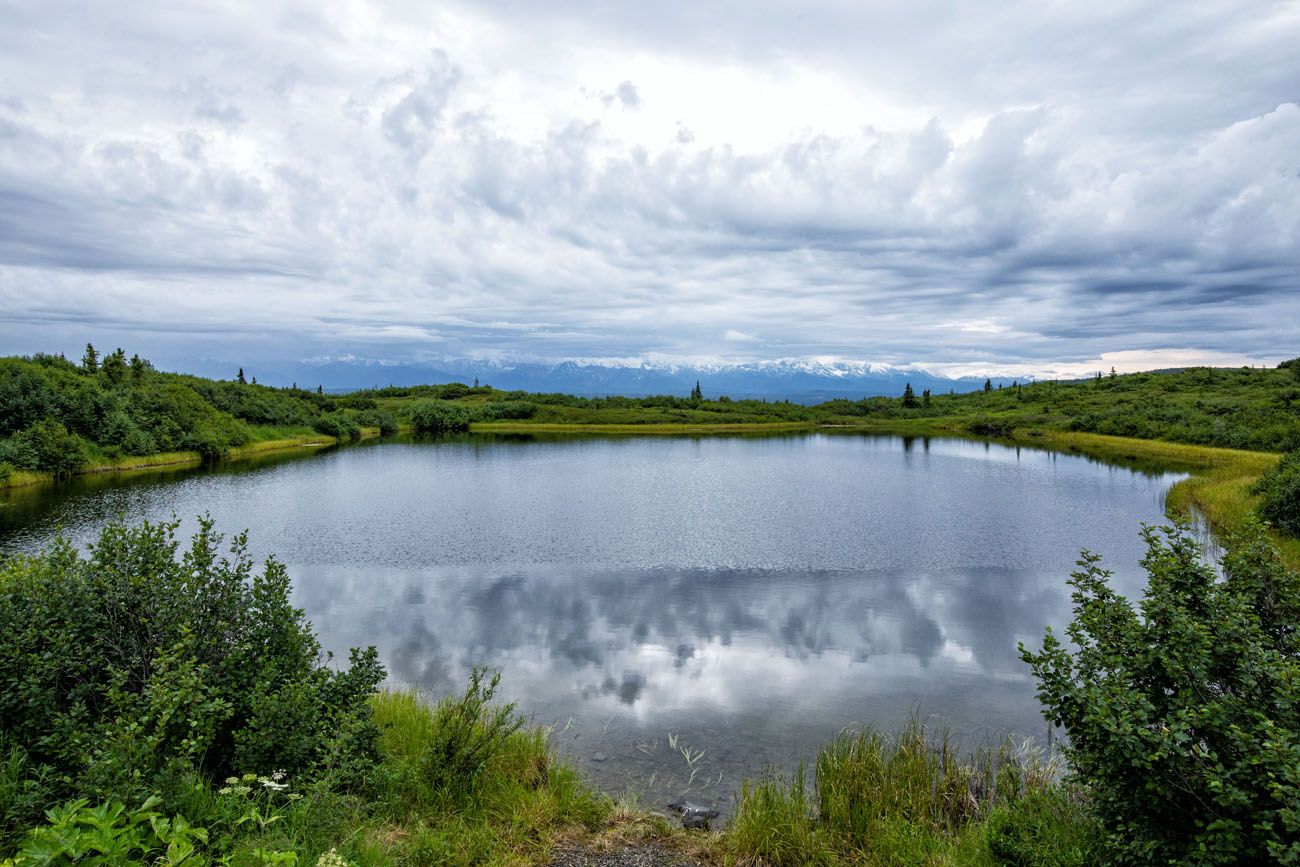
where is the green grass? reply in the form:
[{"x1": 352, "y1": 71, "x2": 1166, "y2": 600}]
[
  {"x1": 362, "y1": 688, "x2": 611, "y2": 865},
  {"x1": 472, "y1": 421, "x2": 816, "y2": 435},
  {"x1": 719, "y1": 720, "x2": 1101, "y2": 867}
]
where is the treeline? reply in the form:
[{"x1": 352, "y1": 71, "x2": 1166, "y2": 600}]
[
  {"x1": 0, "y1": 349, "x2": 397, "y2": 477},
  {"x1": 823, "y1": 362, "x2": 1300, "y2": 453}
]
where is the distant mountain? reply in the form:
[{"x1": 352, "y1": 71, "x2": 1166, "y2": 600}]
[{"x1": 267, "y1": 357, "x2": 1006, "y2": 402}]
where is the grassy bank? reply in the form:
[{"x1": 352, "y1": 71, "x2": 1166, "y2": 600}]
[
  {"x1": 240, "y1": 696, "x2": 1099, "y2": 867},
  {"x1": 472, "y1": 421, "x2": 817, "y2": 435},
  {"x1": 0, "y1": 431, "x2": 372, "y2": 491}
]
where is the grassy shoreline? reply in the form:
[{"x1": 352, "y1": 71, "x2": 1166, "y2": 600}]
[
  {"x1": 0, "y1": 431, "x2": 382, "y2": 491},
  {"x1": 4, "y1": 417, "x2": 1288, "y2": 564}
]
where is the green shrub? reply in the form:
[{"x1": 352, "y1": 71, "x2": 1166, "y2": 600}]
[
  {"x1": 4, "y1": 795, "x2": 208, "y2": 866},
  {"x1": 0, "y1": 517, "x2": 386, "y2": 809},
  {"x1": 354, "y1": 411, "x2": 398, "y2": 436},
  {"x1": 420, "y1": 669, "x2": 523, "y2": 800},
  {"x1": 1254, "y1": 449, "x2": 1300, "y2": 536},
  {"x1": 312, "y1": 413, "x2": 361, "y2": 442},
  {"x1": 0, "y1": 421, "x2": 86, "y2": 476},
  {"x1": 1021, "y1": 522, "x2": 1300, "y2": 864},
  {"x1": 984, "y1": 789, "x2": 1102, "y2": 867},
  {"x1": 408, "y1": 401, "x2": 474, "y2": 434},
  {"x1": 0, "y1": 741, "x2": 54, "y2": 853},
  {"x1": 476, "y1": 401, "x2": 537, "y2": 421}
]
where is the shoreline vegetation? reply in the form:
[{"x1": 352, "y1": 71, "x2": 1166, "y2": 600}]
[
  {"x1": 4, "y1": 350, "x2": 1300, "y2": 863},
  {"x1": 4, "y1": 348, "x2": 1295, "y2": 564},
  {"x1": 3, "y1": 517, "x2": 1296, "y2": 865}
]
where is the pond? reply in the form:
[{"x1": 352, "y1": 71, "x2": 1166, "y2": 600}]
[{"x1": 0, "y1": 432, "x2": 1185, "y2": 811}]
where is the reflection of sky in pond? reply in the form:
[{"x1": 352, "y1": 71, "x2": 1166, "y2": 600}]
[{"x1": 0, "y1": 434, "x2": 1185, "y2": 811}]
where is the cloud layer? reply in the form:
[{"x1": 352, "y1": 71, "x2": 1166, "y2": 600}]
[{"x1": 1, "y1": 0, "x2": 1297, "y2": 376}]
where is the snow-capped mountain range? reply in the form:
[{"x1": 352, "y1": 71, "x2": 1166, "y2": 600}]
[{"x1": 268, "y1": 357, "x2": 1009, "y2": 401}]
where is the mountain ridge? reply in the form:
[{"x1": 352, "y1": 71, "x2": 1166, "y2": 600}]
[{"x1": 266, "y1": 357, "x2": 1009, "y2": 400}]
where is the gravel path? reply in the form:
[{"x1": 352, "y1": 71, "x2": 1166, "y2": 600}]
[{"x1": 545, "y1": 844, "x2": 706, "y2": 867}]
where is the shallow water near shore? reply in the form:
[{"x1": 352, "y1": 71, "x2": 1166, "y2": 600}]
[{"x1": 0, "y1": 432, "x2": 1184, "y2": 812}]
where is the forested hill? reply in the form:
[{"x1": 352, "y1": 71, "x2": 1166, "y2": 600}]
[{"x1": 0, "y1": 348, "x2": 397, "y2": 477}]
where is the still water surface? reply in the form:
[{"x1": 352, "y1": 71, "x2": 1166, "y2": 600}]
[{"x1": 0, "y1": 433, "x2": 1184, "y2": 809}]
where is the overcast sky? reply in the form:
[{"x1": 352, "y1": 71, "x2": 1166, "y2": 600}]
[{"x1": 1, "y1": 0, "x2": 1297, "y2": 377}]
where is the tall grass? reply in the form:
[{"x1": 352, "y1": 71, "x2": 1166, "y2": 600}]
[
  {"x1": 366, "y1": 686, "x2": 610, "y2": 865},
  {"x1": 723, "y1": 719, "x2": 1100, "y2": 867}
]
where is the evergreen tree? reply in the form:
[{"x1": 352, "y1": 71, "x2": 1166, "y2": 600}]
[
  {"x1": 922, "y1": 388, "x2": 931, "y2": 408},
  {"x1": 983, "y1": 378, "x2": 992, "y2": 393},
  {"x1": 317, "y1": 384, "x2": 323, "y2": 395},
  {"x1": 81, "y1": 343, "x2": 98, "y2": 373},
  {"x1": 691, "y1": 381, "x2": 703, "y2": 401},
  {"x1": 237, "y1": 367, "x2": 247, "y2": 385},
  {"x1": 901, "y1": 382, "x2": 918, "y2": 408},
  {"x1": 101, "y1": 348, "x2": 128, "y2": 384}
]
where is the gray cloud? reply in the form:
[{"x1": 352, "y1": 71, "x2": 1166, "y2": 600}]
[{"x1": 0, "y1": 1, "x2": 1296, "y2": 375}]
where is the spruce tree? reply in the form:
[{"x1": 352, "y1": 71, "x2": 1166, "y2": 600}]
[
  {"x1": 81, "y1": 343, "x2": 98, "y2": 372},
  {"x1": 237, "y1": 367, "x2": 247, "y2": 385},
  {"x1": 983, "y1": 378, "x2": 992, "y2": 393},
  {"x1": 901, "y1": 382, "x2": 918, "y2": 408}
]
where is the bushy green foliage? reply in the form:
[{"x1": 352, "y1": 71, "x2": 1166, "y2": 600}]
[
  {"x1": 4, "y1": 795, "x2": 207, "y2": 866},
  {"x1": 0, "y1": 742, "x2": 54, "y2": 853},
  {"x1": 984, "y1": 789, "x2": 1101, "y2": 867},
  {"x1": 1254, "y1": 449, "x2": 1300, "y2": 536},
  {"x1": 0, "y1": 421, "x2": 86, "y2": 476},
  {"x1": 310, "y1": 413, "x2": 361, "y2": 442},
  {"x1": 418, "y1": 670, "x2": 523, "y2": 799},
  {"x1": 1021, "y1": 522, "x2": 1300, "y2": 864},
  {"x1": 0, "y1": 518, "x2": 386, "y2": 810},
  {"x1": 475, "y1": 400, "x2": 537, "y2": 421},
  {"x1": 352, "y1": 411, "x2": 398, "y2": 436},
  {"x1": 0, "y1": 352, "x2": 402, "y2": 475},
  {"x1": 407, "y1": 400, "x2": 474, "y2": 434},
  {"x1": 816, "y1": 366, "x2": 1300, "y2": 452}
]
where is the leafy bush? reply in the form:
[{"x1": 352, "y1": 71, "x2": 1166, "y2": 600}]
[
  {"x1": 311, "y1": 413, "x2": 361, "y2": 442},
  {"x1": 408, "y1": 400, "x2": 474, "y2": 434},
  {"x1": 0, "y1": 517, "x2": 386, "y2": 809},
  {"x1": 1021, "y1": 522, "x2": 1300, "y2": 864},
  {"x1": 0, "y1": 421, "x2": 87, "y2": 476},
  {"x1": 353, "y1": 411, "x2": 398, "y2": 436},
  {"x1": 1254, "y1": 449, "x2": 1300, "y2": 536},
  {"x1": 0, "y1": 741, "x2": 54, "y2": 853},
  {"x1": 4, "y1": 795, "x2": 207, "y2": 866},
  {"x1": 476, "y1": 401, "x2": 537, "y2": 421}
]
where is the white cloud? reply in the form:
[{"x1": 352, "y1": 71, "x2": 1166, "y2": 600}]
[{"x1": 0, "y1": 0, "x2": 1296, "y2": 376}]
